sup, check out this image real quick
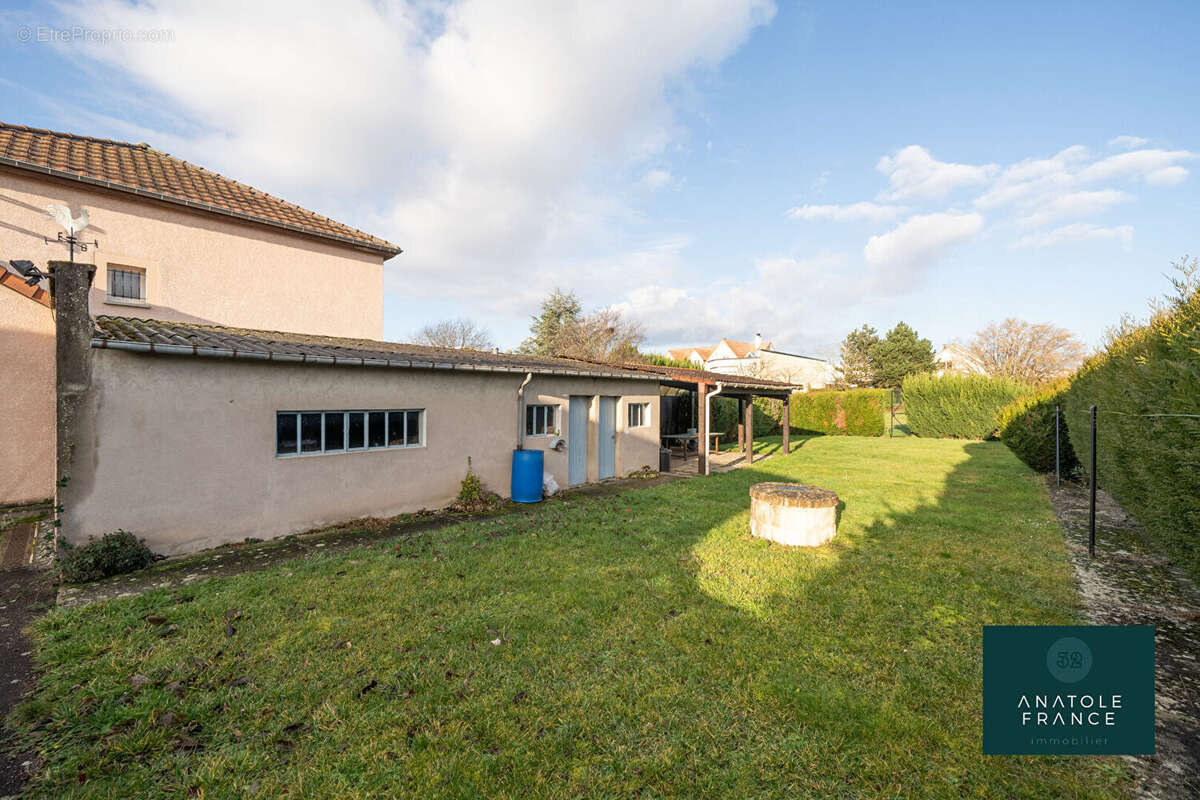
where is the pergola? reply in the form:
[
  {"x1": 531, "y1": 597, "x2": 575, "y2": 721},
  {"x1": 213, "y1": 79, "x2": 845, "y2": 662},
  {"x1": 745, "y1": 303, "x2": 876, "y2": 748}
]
[{"x1": 618, "y1": 363, "x2": 800, "y2": 475}]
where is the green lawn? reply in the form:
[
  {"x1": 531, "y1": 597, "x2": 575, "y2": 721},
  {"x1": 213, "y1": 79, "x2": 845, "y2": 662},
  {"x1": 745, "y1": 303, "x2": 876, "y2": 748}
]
[{"x1": 11, "y1": 438, "x2": 1128, "y2": 799}]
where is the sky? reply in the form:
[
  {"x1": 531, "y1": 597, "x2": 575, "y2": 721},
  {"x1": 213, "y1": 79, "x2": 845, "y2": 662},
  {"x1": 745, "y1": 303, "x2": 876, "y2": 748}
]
[{"x1": 2, "y1": 0, "x2": 1198, "y2": 358}]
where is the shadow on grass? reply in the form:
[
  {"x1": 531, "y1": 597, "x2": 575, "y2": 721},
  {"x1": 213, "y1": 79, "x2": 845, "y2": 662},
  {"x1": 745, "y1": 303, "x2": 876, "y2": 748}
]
[{"x1": 10, "y1": 440, "x2": 1128, "y2": 799}]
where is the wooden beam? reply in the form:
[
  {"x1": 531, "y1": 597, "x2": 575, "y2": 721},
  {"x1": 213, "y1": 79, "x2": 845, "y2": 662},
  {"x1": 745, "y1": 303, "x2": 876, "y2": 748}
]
[
  {"x1": 697, "y1": 382, "x2": 708, "y2": 476},
  {"x1": 737, "y1": 398, "x2": 745, "y2": 453},
  {"x1": 782, "y1": 391, "x2": 790, "y2": 456},
  {"x1": 744, "y1": 396, "x2": 754, "y2": 466}
]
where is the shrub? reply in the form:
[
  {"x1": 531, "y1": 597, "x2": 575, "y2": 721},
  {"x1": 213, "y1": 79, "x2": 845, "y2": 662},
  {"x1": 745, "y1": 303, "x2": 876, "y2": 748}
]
[
  {"x1": 450, "y1": 458, "x2": 503, "y2": 512},
  {"x1": 57, "y1": 530, "x2": 154, "y2": 584},
  {"x1": 788, "y1": 389, "x2": 890, "y2": 436},
  {"x1": 710, "y1": 396, "x2": 776, "y2": 438},
  {"x1": 903, "y1": 374, "x2": 1028, "y2": 439},
  {"x1": 1064, "y1": 272, "x2": 1200, "y2": 579},
  {"x1": 998, "y1": 380, "x2": 1078, "y2": 473}
]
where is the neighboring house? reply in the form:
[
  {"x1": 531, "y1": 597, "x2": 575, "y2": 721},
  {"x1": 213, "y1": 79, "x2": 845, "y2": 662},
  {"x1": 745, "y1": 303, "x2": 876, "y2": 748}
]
[
  {"x1": 935, "y1": 343, "x2": 987, "y2": 377},
  {"x1": 0, "y1": 268, "x2": 53, "y2": 504},
  {"x1": 0, "y1": 122, "x2": 401, "y2": 504},
  {"x1": 668, "y1": 334, "x2": 833, "y2": 389}
]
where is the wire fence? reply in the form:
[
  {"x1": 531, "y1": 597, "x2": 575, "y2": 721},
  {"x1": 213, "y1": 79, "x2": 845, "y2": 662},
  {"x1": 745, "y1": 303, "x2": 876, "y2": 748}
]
[{"x1": 1055, "y1": 404, "x2": 1199, "y2": 561}]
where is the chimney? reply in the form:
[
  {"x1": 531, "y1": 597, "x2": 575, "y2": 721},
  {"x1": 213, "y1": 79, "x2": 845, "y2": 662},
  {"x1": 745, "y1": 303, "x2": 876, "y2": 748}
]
[
  {"x1": 753, "y1": 332, "x2": 763, "y2": 352},
  {"x1": 50, "y1": 260, "x2": 95, "y2": 534}
]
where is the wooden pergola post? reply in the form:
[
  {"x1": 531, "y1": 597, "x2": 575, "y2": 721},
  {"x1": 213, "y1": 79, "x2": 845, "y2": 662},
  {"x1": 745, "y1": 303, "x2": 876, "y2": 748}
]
[
  {"x1": 744, "y1": 395, "x2": 755, "y2": 466},
  {"x1": 782, "y1": 391, "x2": 791, "y2": 455},
  {"x1": 737, "y1": 398, "x2": 745, "y2": 453},
  {"x1": 697, "y1": 382, "x2": 709, "y2": 476}
]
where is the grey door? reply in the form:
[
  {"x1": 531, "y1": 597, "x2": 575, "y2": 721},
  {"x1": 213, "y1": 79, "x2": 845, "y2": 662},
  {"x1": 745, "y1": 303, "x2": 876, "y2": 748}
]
[
  {"x1": 598, "y1": 396, "x2": 617, "y2": 480},
  {"x1": 568, "y1": 395, "x2": 589, "y2": 487}
]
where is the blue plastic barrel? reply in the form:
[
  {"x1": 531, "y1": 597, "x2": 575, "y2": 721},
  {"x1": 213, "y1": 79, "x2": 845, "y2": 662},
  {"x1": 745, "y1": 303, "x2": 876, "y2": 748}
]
[{"x1": 511, "y1": 449, "x2": 544, "y2": 503}]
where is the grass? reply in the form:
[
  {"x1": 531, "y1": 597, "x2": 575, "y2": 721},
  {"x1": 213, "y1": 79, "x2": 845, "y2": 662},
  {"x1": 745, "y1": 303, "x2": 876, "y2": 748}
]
[{"x1": 11, "y1": 438, "x2": 1129, "y2": 799}]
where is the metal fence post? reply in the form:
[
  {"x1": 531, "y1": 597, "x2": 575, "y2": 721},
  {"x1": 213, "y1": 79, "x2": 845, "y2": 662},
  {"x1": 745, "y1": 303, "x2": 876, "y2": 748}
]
[
  {"x1": 1055, "y1": 404, "x2": 1060, "y2": 486},
  {"x1": 1089, "y1": 405, "x2": 1097, "y2": 559}
]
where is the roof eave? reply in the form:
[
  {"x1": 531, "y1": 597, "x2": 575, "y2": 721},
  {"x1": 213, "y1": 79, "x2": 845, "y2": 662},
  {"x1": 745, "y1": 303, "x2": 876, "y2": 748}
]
[{"x1": 0, "y1": 157, "x2": 402, "y2": 258}]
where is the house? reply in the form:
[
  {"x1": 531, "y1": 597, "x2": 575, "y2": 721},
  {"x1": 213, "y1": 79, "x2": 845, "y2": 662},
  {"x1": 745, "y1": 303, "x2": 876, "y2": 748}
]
[
  {"x1": 667, "y1": 334, "x2": 833, "y2": 388},
  {"x1": 0, "y1": 122, "x2": 401, "y2": 504},
  {"x1": 935, "y1": 343, "x2": 987, "y2": 377}
]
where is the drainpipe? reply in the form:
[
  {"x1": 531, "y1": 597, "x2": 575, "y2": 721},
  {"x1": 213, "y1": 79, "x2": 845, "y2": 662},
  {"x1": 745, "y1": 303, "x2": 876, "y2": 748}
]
[
  {"x1": 516, "y1": 372, "x2": 532, "y2": 450},
  {"x1": 704, "y1": 381, "x2": 724, "y2": 476}
]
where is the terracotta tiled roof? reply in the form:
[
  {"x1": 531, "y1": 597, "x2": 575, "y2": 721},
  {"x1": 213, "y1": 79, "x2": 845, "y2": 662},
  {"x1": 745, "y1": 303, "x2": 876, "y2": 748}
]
[
  {"x1": 720, "y1": 339, "x2": 770, "y2": 358},
  {"x1": 92, "y1": 316, "x2": 659, "y2": 380},
  {"x1": 0, "y1": 123, "x2": 401, "y2": 256},
  {"x1": 0, "y1": 265, "x2": 50, "y2": 307}
]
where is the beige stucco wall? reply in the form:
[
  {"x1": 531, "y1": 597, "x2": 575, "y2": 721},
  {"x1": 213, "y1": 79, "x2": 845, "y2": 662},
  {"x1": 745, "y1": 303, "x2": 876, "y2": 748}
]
[
  {"x1": 62, "y1": 350, "x2": 661, "y2": 554},
  {"x1": 0, "y1": 289, "x2": 55, "y2": 504},
  {"x1": 0, "y1": 168, "x2": 387, "y2": 338}
]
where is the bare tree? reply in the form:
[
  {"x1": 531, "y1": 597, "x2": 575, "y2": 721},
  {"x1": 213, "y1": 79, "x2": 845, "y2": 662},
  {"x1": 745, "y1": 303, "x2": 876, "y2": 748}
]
[
  {"x1": 413, "y1": 318, "x2": 494, "y2": 350},
  {"x1": 552, "y1": 308, "x2": 644, "y2": 363},
  {"x1": 968, "y1": 318, "x2": 1087, "y2": 383}
]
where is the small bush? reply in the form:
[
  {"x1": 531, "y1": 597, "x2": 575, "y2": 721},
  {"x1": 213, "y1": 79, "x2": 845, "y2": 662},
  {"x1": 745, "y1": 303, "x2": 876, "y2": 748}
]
[
  {"x1": 57, "y1": 530, "x2": 154, "y2": 584},
  {"x1": 788, "y1": 389, "x2": 890, "y2": 436},
  {"x1": 449, "y1": 458, "x2": 504, "y2": 513},
  {"x1": 903, "y1": 374, "x2": 1028, "y2": 439},
  {"x1": 998, "y1": 380, "x2": 1078, "y2": 473}
]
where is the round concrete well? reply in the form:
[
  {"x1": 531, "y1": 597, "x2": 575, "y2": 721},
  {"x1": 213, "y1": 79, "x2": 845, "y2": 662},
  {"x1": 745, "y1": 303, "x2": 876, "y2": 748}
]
[{"x1": 749, "y1": 483, "x2": 839, "y2": 547}]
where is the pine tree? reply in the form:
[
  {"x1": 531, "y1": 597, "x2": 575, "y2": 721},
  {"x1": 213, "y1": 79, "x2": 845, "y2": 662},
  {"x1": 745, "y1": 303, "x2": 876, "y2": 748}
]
[
  {"x1": 518, "y1": 289, "x2": 582, "y2": 356},
  {"x1": 870, "y1": 321, "x2": 936, "y2": 388},
  {"x1": 836, "y1": 324, "x2": 880, "y2": 387}
]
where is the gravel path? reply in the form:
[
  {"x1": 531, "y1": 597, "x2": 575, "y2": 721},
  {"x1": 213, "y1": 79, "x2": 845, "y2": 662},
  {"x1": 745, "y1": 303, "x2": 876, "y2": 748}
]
[{"x1": 1047, "y1": 477, "x2": 1200, "y2": 800}]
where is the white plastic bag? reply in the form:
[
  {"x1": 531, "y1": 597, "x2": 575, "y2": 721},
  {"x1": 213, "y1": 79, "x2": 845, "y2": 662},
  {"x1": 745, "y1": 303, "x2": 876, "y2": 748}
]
[{"x1": 542, "y1": 471, "x2": 560, "y2": 496}]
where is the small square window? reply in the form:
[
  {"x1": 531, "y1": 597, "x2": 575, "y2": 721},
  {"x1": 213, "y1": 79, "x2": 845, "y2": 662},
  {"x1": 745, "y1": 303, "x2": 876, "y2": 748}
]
[
  {"x1": 627, "y1": 402, "x2": 650, "y2": 428},
  {"x1": 107, "y1": 266, "x2": 145, "y2": 301},
  {"x1": 525, "y1": 404, "x2": 557, "y2": 436}
]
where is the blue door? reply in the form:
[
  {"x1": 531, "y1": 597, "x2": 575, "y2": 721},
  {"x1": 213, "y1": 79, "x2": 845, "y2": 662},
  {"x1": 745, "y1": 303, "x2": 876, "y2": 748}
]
[
  {"x1": 568, "y1": 395, "x2": 588, "y2": 487},
  {"x1": 598, "y1": 396, "x2": 617, "y2": 480}
]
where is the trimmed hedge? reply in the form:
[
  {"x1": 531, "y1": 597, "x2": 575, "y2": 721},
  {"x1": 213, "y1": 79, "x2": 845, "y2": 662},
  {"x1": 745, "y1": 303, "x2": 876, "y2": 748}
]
[
  {"x1": 1063, "y1": 283, "x2": 1200, "y2": 580},
  {"x1": 788, "y1": 389, "x2": 890, "y2": 436},
  {"x1": 998, "y1": 380, "x2": 1078, "y2": 473},
  {"x1": 903, "y1": 374, "x2": 1028, "y2": 439}
]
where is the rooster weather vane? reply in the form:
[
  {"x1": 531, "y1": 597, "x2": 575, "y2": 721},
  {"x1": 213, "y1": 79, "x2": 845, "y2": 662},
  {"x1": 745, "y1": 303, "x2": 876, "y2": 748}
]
[{"x1": 44, "y1": 203, "x2": 99, "y2": 262}]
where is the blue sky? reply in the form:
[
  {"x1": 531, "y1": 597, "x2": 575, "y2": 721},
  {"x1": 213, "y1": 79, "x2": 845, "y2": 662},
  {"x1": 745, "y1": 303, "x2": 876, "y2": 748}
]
[{"x1": 2, "y1": 1, "x2": 1198, "y2": 357}]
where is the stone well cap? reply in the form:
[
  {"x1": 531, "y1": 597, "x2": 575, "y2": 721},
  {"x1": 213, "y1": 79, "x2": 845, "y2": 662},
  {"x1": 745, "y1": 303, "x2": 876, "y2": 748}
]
[{"x1": 748, "y1": 482, "x2": 839, "y2": 508}]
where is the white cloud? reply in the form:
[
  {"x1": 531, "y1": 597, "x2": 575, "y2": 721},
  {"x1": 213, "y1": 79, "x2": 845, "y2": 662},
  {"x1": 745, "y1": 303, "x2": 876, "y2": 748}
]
[
  {"x1": 1013, "y1": 223, "x2": 1133, "y2": 250},
  {"x1": 640, "y1": 168, "x2": 676, "y2": 191},
  {"x1": 876, "y1": 145, "x2": 996, "y2": 201},
  {"x1": 58, "y1": 0, "x2": 776, "y2": 303},
  {"x1": 786, "y1": 201, "x2": 906, "y2": 223},
  {"x1": 1017, "y1": 188, "x2": 1132, "y2": 227},
  {"x1": 1146, "y1": 166, "x2": 1189, "y2": 186},
  {"x1": 1108, "y1": 135, "x2": 1149, "y2": 150},
  {"x1": 863, "y1": 212, "x2": 983, "y2": 270},
  {"x1": 1078, "y1": 149, "x2": 1197, "y2": 184}
]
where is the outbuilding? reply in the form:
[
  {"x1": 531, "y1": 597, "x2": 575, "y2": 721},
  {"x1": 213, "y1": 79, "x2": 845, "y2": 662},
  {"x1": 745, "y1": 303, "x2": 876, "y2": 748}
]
[{"x1": 60, "y1": 312, "x2": 662, "y2": 554}]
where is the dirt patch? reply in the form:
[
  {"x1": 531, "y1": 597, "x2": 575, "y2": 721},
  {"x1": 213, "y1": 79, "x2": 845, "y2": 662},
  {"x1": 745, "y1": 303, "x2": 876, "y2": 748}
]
[
  {"x1": 0, "y1": 567, "x2": 57, "y2": 796},
  {"x1": 1047, "y1": 477, "x2": 1200, "y2": 800}
]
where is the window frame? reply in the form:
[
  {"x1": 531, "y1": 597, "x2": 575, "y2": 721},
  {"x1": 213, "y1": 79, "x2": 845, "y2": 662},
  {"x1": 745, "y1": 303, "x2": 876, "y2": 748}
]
[
  {"x1": 276, "y1": 409, "x2": 425, "y2": 457},
  {"x1": 525, "y1": 403, "x2": 558, "y2": 437},
  {"x1": 627, "y1": 401, "x2": 651, "y2": 429},
  {"x1": 105, "y1": 264, "x2": 148, "y2": 306}
]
